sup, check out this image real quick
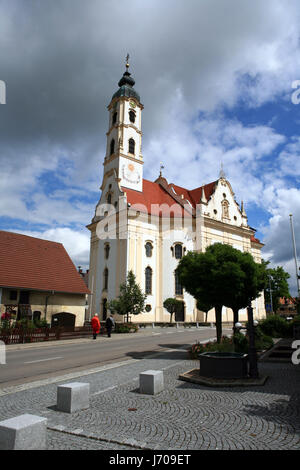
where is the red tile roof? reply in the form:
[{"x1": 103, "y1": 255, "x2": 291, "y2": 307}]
[
  {"x1": 122, "y1": 178, "x2": 217, "y2": 216},
  {"x1": 0, "y1": 231, "x2": 90, "y2": 294},
  {"x1": 250, "y1": 235, "x2": 262, "y2": 244}
]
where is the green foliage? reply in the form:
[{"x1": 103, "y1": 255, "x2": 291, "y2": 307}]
[
  {"x1": 108, "y1": 271, "x2": 147, "y2": 322},
  {"x1": 292, "y1": 315, "x2": 300, "y2": 325},
  {"x1": 176, "y1": 243, "x2": 267, "y2": 342},
  {"x1": 189, "y1": 330, "x2": 274, "y2": 358},
  {"x1": 189, "y1": 337, "x2": 234, "y2": 358},
  {"x1": 233, "y1": 332, "x2": 249, "y2": 353},
  {"x1": 33, "y1": 319, "x2": 49, "y2": 328},
  {"x1": 263, "y1": 262, "x2": 291, "y2": 313},
  {"x1": 258, "y1": 315, "x2": 291, "y2": 338},
  {"x1": 115, "y1": 323, "x2": 138, "y2": 333}
]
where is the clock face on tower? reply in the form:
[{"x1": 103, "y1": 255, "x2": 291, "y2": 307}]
[
  {"x1": 129, "y1": 100, "x2": 136, "y2": 108},
  {"x1": 121, "y1": 162, "x2": 141, "y2": 185}
]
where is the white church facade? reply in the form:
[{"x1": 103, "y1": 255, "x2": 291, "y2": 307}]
[{"x1": 87, "y1": 61, "x2": 266, "y2": 324}]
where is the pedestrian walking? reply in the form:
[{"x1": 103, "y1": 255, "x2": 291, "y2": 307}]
[
  {"x1": 91, "y1": 313, "x2": 100, "y2": 339},
  {"x1": 105, "y1": 314, "x2": 115, "y2": 337}
]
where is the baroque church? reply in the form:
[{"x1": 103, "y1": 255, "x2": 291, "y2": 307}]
[{"x1": 87, "y1": 60, "x2": 266, "y2": 324}]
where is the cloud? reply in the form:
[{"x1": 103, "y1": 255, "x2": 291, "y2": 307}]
[
  {"x1": 11, "y1": 227, "x2": 90, "y2": 270},
  {"x1": 1, "y1": 0, "x2": 300, "y2": 293}
]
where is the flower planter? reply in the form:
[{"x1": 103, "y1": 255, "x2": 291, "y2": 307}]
[{"x1": 198, "y1": 352, "x2": 249, "y2": 379}]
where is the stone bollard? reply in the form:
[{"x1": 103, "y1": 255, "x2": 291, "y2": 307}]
[
  {"x1": 0, "y1": 414, "x2": 47, "y2": 450},
  {"x1": 0, "y1": 340, "x2": 5, "y2": 364},
  {"x1": 57, "y1": 382, "x2": 90, "y2": 413},
  {"x1": 139, "y1": 370, "x2": 164, "y2": 395}
]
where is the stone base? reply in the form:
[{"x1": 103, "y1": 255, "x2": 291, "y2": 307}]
[
  {"x1": 139, "y1": 370, "x2": 164, "y2": 395},
  {"x1": 57, "y1": 382, "x2": 90, "y2": 413},
  {"x1": 179, "y1": 369, "x2": 268, "y2": 387},
  {"x1": 0, "y1": 414, "x2": 47, "y2": 450}
]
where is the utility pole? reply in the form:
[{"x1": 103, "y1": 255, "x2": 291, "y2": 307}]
[
  {"x1": 289, "y1": 214, "x2": 300, "y2": 297},
  {"x1": 269, "y1": 276, "x2": 273, "y2": 313}
]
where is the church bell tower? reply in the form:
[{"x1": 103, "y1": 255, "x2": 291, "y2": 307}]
[{"x1": 103, "y1": 55, "x2": 144, "y2": 193}]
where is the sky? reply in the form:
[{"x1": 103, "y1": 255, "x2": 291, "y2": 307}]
[{"x1": 0, "y1": 0, "x2": 300, "y2": 294}]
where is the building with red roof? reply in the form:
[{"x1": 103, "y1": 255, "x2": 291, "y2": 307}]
[
  {"x1": 0, "y1": 231, "x2": 90, "y2": 326},
  {"x1": 87, "y1": 62, "x2": 265, "y2": 324}
]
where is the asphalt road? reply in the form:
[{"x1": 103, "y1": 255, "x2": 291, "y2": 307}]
[{"x1": 0, "y1": 327, "x2": 232, "y2": 389}]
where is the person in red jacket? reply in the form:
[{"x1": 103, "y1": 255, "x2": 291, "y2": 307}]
[{"x1": 91, "y1": 313, "x2": 101, "y2": 339}]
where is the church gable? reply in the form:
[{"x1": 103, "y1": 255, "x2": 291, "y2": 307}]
[{"x1": 205, "y1": 178, "x2": 245, "y2": 227}]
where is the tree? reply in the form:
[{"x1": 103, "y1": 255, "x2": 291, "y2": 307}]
[
  {"x1": 196, "y1": 298, "x2": 214, "y2": 323},
  {"x1": 108, "y1": 271, "x2": 147, "y2": 323},
  {"x1": 176, "y1": 243, "x2": 267, "y2": 342},
  {"x1": 163, "y1": 298, "x2": 182, "y2": 323},
  {"x1": 263, "y1": 263, "x2": 290, "y2": 313}
]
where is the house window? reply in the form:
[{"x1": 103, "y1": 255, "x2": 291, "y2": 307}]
[
  {"x1": 174, "y1": 244, "x2": 183, "y2": 259},
  {"x1": 9, "y1": 290, "x2": 18, "y2": 301},
  {"x1": 110, "y1": 139, "x2": 115, "y2": 156},
  {"x1": 145, "y1": 267, "x2": 152, "y2": 295},
  {"x1": 104, "y1": 268, "x2": 108, "y2": 290},
  {"x1": 128, "y1": 138, "x2": 135, "y2": 154},
  {"x1": 104, "y1": 244, "x2": 110, "y2": 259},
  {"x1": 129, "y1": 110, "x2": 136, "y2": 123},
  {"x1": 145, "y1": 242, "x2": 153, "y2": 258},
  {"x1": 175, "y1": 271, "x2": 183, "y2": 295}
]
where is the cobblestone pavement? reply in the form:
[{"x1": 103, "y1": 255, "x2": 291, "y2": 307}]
[{"x1": 0, "y1": 347, "x2": 299, "y2": 450}]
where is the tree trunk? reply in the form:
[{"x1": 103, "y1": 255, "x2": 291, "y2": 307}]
[
  {"x1": 233, "y1": 308, "x2": 239, "y2": 326},
  {"x1": 215, "y1": 305, "x2": 222, "y2": 343}
]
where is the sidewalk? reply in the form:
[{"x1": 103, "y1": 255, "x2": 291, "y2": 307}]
[
  {"x1": 0, "y1": 341, "x2": 299, "y2": 450},
  {"x1": 4, "y1": 325, "x2": 214, "y2": 351}
]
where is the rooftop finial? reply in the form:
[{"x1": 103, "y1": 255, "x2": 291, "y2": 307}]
[
  {"x1": 126, "y1": 53, "x2": 130, "y2": 71},
  {"x1": 159, "y1": 162, "x2": 165, "y2": 177},
  {"x1": 219, "y1": 161, "x2": 226, "y2": 179}
]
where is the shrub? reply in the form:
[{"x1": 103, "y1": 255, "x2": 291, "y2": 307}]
[
  {"x1": 189, "y1": 330, "x2": 273, "y2": 359},
  {"x1": 115, "y1": 323, "x2": 138, "y2": 333},
  {"x1": 189, "y1": 336, "x2": 234, "y2": 358},
  {"x1": 259, "y1": 315, "x2": 291, "y2": 338},
  {"x1": 233, "y1": 332, "x2": 249, "y2": 353}
]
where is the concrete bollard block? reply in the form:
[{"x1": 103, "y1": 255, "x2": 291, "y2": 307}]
[
  {"x1": 139, "y1": 370, "x2": 164, "y2": 395},
  {"x1": 0, "y1": 414, "x2": 47, "y2": 450},
  {"x1": 57, "y1": 382, "x2": 90, "y2": 413}
]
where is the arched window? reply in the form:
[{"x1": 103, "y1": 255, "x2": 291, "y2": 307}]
[
  {"x1": 104, "y1": 243, "x2": 110, "y2": 260},
  {"x1": 107, "y1": 193, "x2": 112, "y2": 204},
  {"x1": 145, "y1": 242, "x2": 153, "y2": 258},
  {"x1": 174, "y1": 244, "x2": 183, "y2": 259},
  {"x1": 112, "y1": 112, "x2": 117, "y2": 125},
  {"x1": 110, "y1": 139, "x2": 115, "y2": 156},
  {"x1": 103, "y1": 268, "x2": 108, "y2": 290},
  {"x1": 128, "y1": 138, "x2": 135, "y2": 154},
  {"x1": 145, "y1": 267, "x2": 152, "y2": 295},
  {"x1": 175, "y1": 271, "x2": 183, "y2": 295},
  {"x1": 129, "y1": 110, "x2": 136, "y2": 123}
]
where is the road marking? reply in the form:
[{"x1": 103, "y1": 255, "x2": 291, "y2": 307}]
[{"x1": 24, "y1": 357, "x2": 63, "y2": 364}]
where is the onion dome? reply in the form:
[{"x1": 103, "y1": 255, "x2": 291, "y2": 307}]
[{"x1": 112, "y1": 54, "x2": 140, "y2": 102}]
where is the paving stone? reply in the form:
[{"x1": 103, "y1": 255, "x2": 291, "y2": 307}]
[{"x1": 0, "y1": 351, "x2": 299, "y2": 450}]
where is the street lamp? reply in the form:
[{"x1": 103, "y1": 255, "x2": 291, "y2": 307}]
[
  {"x1": 289, "y1": 214, "x2": 300, "y2": 298},
  {"x1": 268, "y1": 275, "x2": 273, "y2": 314}
]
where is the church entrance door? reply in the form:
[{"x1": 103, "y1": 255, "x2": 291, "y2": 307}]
[{"x1": 175, "y1": 301, "x2": 185, "y2": 322}]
